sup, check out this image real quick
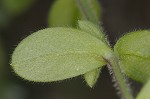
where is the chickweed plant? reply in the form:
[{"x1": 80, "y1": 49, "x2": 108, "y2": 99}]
[{"x1": 10, "y1": 0, "x2": 150, "y2": 99}]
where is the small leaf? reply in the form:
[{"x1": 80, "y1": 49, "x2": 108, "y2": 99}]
[
  {"x1": 84, "y1": 68, "x2": 101, "y2": 88},
  {"x1": 136, "y1": 79, "x2": 150, "y2": 99},
  {"x1": 11, "y1": 27, "x2": 112, "y2": 82},
  {"x1": 114, "y1": 30, "x2": 150, "y2": 83},
  {"x1": 78, "y1": 20, "x2": 106, "y2": 87},
  {"x1": 78, "y1": 20, "x2": 105, "y2": 40}
]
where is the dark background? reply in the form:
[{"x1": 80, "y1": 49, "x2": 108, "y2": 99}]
[{"x1": 1, "y1": 0, "x2": 150, "y2": 99}]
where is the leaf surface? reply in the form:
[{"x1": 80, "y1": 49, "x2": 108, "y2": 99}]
[
  {"x1": 78, "y1": 20, "x2": 106, "y2": 87},
  {"x1": 11, "y1": 27, "x2": 111, "y2": 82},
  {"x1": 48, "y1": 0, "x2": 79, "y2": 27},
  {"x1": 114, "y1": 30, "x2": 150, "y2": 83}
]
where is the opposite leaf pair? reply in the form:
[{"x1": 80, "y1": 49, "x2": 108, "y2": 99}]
[
  {"x1": 11, "y1": 20, "x2": 150, "y2": 99},
  {"x1": 12, "y1": 21, "x2": 150, "y2": 82}
]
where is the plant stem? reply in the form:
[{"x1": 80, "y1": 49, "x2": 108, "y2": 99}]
[
  {"x1": 76, "y1": 0, "x2": 133, "y2": 98},
  {"x1": 76, "y1": 0, "x2": 99, "y2": 25},
  {"x1": 104, "y1": 54, "x2": 133, "y2": 99}
]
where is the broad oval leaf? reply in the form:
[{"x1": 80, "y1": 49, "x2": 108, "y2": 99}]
[
  {"x1": 114, "y1": 30, "x2": 150, "y2": 83},
  {"x1": 11, "y1": 27, "x2": 112, "y2": 82}
]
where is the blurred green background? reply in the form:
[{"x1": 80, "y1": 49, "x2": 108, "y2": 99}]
[{"x1": 1, "y1": 0, "x2": 150, "y2": 99}]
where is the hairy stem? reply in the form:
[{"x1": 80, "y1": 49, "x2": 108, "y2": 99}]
[
  {"x1": 76, "y1": 0, "x2": 99, "y2": 25},
  {"x1": 104, "y1": 55, "x2": 133, "y2": 99},
  {"x1": 76, "y1": 0, "x2": 133, "y2": 98}
]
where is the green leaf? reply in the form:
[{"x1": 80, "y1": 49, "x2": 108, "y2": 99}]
[
  {"x1": 48, "y1": 0, "x2": 101, "y2": 27},
  {"x1": 114, "y1": 30, "x2": 150, "y2": 83},
  {"x1": 136, "y1": 79, "x2": 150, "y2": 99},
  {"x1": 11, "y1": 27, "x2": 112, "y2": 82},
  {"x1": 78, "y1": 20, "x2": 105, "y2": 40},
  {"x1": 84, "y1": 68, "x2": 101, "y2": 88},
  {"x1": 78, "y1": 20, "x2": 106, "y2": 87},
  {"x1": 77, "y1": 0, "x2": 101, "y2": 24},
  {"x1": 48, "y1": 0, "x2": 80, "y2": 27},
  {"x1": 89, "y1": 0, "x2": 101, "y2": 20}
]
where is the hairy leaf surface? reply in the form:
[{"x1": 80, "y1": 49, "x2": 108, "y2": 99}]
[
  {"x1": 11, "y1": 27, "x2": 112, "y2": 82},
  {"x1": 78, "y1": 20, "x2": 104, "y2": 40},
  {"x1": 114, "y1": 30, "x2": 150, "y2": 83}
]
